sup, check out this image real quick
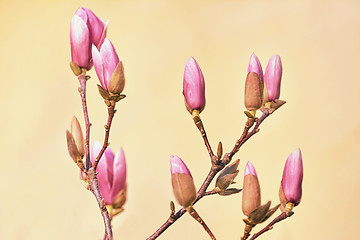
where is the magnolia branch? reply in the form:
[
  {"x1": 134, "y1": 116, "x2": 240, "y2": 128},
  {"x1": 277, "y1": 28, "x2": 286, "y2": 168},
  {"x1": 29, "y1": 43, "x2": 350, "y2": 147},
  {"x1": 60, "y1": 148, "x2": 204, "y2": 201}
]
[
  {"x1": 249, "y1": 211, "x2": 293, "y2": 240},
  {"x1": 93, "y1": 103, "x2": 116, "y2": 171},
  {"x1": 147, "y1": 110, "x2": 270, "y2": 239}
]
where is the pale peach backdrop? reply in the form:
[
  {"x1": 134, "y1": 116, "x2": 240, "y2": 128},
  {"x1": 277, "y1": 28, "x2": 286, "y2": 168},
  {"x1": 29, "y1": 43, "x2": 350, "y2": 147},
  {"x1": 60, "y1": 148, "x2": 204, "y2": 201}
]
[{"x1": 1, "y1": 0, "x2": 359, "y2": 239}]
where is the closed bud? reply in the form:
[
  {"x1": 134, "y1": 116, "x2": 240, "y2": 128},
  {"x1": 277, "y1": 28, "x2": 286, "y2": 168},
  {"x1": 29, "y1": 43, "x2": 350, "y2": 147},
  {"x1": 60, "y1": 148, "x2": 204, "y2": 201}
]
[
  {"x1": 263, "y1": 55, "x2": 283, "y2": 102},
  {"x1": 242, "y1": 162, "x2": 261, "y2": 216},
  {"x1": 170, "y1": 155, "x2": 196, "y2": 208},
  {"x1": 244, "y1": 72, "x2": 263, "y2": 111},
  {"x1": 70, "y1": 116, "x2": 85, "y2": 158},
  {"x1": 280, "y1": 148, "x2": 303, "y2": 207},
  {"x1": 183, "y1": 57, "x2": 206, "y2": 114},
  {"x1": 108, "y1": 61, "x2": 125, "y2": 95},
  {"x1": 66, "y1": 130, "x2": 81, "y2": 163}
]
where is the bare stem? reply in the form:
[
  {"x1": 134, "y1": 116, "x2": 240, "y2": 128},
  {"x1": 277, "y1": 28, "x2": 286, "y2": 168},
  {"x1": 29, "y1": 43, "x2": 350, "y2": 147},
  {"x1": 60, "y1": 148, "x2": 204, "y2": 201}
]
[
  {"x1": 249, "y1": 211, "x2": 292, "y2": 240},
  {"x1": 241, "y1": 224, "x2": 253, "y2": 240},
  {"x1": 147, "y1": 111, "x2": 270, "y2": 240},
  {"x1": 86, "y1": 167, "x2": 113, "y2": 240},
  {"x1": 78, "y1": 74, "x2": 91, "y2": 170},
  {"x1": 94, "y1": 103, "x2": 116, "y2": 171},
  {"x1": 187, "y1": 206, "x2": 216, "y2": 240}
]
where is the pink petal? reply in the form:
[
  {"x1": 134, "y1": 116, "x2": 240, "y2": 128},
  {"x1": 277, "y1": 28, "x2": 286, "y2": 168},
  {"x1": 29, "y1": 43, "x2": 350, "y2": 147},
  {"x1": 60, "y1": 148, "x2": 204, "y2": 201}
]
[
  {"x1": 264, "y1": 55, "x2": 282, "y2": 101},
  {"x1": 100, "y1": 39, "x2": 120, "y2": 89},
  {"x1": 81, "y1": 7, "x2": 107, "y2": 47},
  {"x1": 244, "y1": 161, "x2": 257, "y2": 177},
  {"x1": 183, "y1": 57, "x2": 206, "y2": 111},
  {"x1": 170, "y1": 155, "x2": 192, "y2": 178},
  {"x1": 110, "y1": 148, "x2": 127, "y2": 203},
  {"x1": 91, "y1": 141, "x2": 112, "y2": 204},
  {"x1": 92, "y1": 44, "x2": 106, "y2": 89},
  {"x1": 70, "y1": 15, "x2": 91, "y2": 69},
  {"x1": 248, "y1": 53, "x2": 264, "y2": 83}
]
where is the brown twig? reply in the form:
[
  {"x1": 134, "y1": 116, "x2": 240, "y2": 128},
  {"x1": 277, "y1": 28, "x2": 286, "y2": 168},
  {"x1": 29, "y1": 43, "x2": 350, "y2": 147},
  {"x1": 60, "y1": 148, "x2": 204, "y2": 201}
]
[
  {"x1": 78, "y1": 73, "x2": 91, "y2": 170},
  {"x1": 249, "y1": 211, "x2": 292, "y2": 240},
  {"x1": 194, "y1": 118, "x2": 217, "y2": 163},
  {"x1": 241, "y1": 224, "x2": 253, "y2": 240},
  {"x1": 93, "y1": 103, "x2": 116, "y2": 171},
  {"x1": 187, "y1": 206, "x2": 216, "y2": 240},
  {"x1": 86, "y1": 168, "x2": 113, "y2": 240},
  {"x1": 147, "y1": 110, "x2": 270, "y2": 239}
]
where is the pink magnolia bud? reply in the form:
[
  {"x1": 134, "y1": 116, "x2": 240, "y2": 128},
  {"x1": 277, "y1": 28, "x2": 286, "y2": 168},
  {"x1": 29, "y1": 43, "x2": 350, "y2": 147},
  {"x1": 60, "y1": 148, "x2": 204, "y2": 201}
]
[
  {"x1": 248, "y1": 53, "x2": 263, "y2": 82},
  {"x1": 92, "y1": 39, "x2": 124, "y2": 93},
  {"x1": 91, "y1": 141, "x2": 127, "y2": 205},
  {"x1": 170, "y1": 155, "x2": 196, "y2": 208},
  {"x1": 70, "y1": 7, "x2": 108, "y2": 70},
  {"x1": 183, "y1": 57, "x2": 206, "y2": 114},
  {"x1": 263, "y1": 55, "x2": 283, "y2": 102},
  {"x1": 242, "y1": 161, "x2": 261, "y2": 216},
  {"x1": 280, "y1": 148, "x2": 303, "y2": 207}
]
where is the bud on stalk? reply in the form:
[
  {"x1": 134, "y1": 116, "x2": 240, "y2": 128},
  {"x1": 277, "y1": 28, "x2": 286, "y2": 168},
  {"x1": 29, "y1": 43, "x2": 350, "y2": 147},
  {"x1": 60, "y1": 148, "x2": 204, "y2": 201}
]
[
  {"x1": 244, "y1": 72, "x2": 263, "y2": 112},
  {"x1": 242, "y1": 162, "x2": 261, "y2": 216}
]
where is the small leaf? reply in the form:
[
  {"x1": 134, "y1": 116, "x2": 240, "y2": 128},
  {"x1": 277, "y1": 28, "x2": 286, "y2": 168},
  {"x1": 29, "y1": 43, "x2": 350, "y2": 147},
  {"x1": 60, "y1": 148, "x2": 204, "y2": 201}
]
[
  {"x1": 97, "y1": 84, "x2": 110, "y2": 100},
  {"x1": 218, "y1": 188, "x2": 242, "y2": 196},
  {"x1": 248, "y1": 201, "x2": 271, "y2": 224},
  {"x1": 216, "y1": 159, "x2": 240, "y2": 190},
  {"x1": 260, "y1": 203, "x2": 280, "y2": 223}
]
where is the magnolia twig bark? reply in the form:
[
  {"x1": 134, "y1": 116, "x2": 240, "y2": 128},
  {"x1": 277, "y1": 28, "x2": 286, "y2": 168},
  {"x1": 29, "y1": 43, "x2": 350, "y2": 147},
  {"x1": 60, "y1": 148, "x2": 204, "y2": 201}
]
[
  {"x1": 249, "y1": 211, "x2": 292, "y2": 240},
  {"x1": 78, "y1": 74, "x2": 91, "y2": 170},
  {"x1": 147, "y1": 110, "x2": 270, "y2": 239},
  {"x1": 93, "y1": 103, "x2": 116, "y2": 171},
  {"x1": 188, "y1": 206, "x2": 216, "y2": 240}
]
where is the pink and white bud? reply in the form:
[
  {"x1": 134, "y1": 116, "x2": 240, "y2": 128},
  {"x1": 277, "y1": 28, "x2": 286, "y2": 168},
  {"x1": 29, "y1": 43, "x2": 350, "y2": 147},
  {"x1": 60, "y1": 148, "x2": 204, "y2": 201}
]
[
  {"x1": 280, "y1": 148, "x2": 303, "y2": 206},
  {"x1": 91, "y1": 141, "x2": 127, "y2": 205},
  {"x1": 264, "y1": 55, "x2": 283, "y2": 102},
  {"x1": 92, "y1": 39, "x2": 124, "y2": 93},
  {"x1": 183, "y1": 57, "x2": 206, "y2": 114},
  {"x1": 242, "y1": 161, "x2": 261, "y2": 216},
  {"x1": 248, "y1": 53, "x2": 263, "y2": 82},
  {"x1": 170, "y1": 155, "x2": 196, "y2": 208},
  {"x1": 70, "y1": 7, "x2": 107, "y2": 70}
]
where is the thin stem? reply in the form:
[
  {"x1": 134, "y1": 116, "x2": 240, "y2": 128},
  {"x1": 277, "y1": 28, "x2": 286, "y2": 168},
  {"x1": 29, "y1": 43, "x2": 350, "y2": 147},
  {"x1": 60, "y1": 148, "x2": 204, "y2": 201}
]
[
  {"x1": 241, "y1": 224, "x2": 253, "y2": 240},
  {"x1": 188, "y1": 206, "x2": 216, "y2": 240},
  {"x1": 93, "y1": 103, "x2": 116, "y2": 171},
  {"x1": 87, "y1": 167, "x2": 113, "y2": 240},
  {"x1": 78, "y1": 74, "x2": 91, "y2": 170},
  {"x1": 249, "y1": 211, "x2": 292, "y2": 240},
  {"x1": 194, "y1": 118, "x2": 216, "y2": 162}
]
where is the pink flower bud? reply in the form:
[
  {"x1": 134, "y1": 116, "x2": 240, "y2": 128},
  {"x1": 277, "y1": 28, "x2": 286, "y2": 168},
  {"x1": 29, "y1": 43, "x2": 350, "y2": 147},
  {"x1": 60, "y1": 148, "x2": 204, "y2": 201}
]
[
  {"x1": 264, "y1": 55, "x2": 283, "y2": 102},
  {"x1": 91, "y1": 141, "x2": 127, "y2": 205},
  {"x1": 242, "y1": 162, "x2": 261, "y2": 216},
  {"x1": 170, "y1": 155, "x2": 196, "y2": 208},
  {"x1": 280, "y1": 148, "x2": 303, "y2": 206},
  {"x1": 92, "y1": 39, "x2": 121, "y2": 91},
  {"x1": 183, "y1": 57, "x2": 206, "y2": 114},
  {"x1": 70, "y1": 7, "x2": 107, "y2": 70},
  {"x1": 248, "y1": 53, "x2": 263, "y2": 82}
]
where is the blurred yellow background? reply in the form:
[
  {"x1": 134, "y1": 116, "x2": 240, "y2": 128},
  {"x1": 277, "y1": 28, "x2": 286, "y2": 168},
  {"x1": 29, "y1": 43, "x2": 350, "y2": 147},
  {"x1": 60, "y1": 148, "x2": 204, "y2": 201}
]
[{"x1": 1, "y1": 0, "x2": 359, "y2": 239}]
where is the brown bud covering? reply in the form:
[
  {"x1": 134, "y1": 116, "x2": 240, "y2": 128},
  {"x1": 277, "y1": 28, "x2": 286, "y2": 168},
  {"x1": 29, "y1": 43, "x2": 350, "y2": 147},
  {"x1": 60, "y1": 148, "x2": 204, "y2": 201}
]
[
  {"x1": 242, "y1": 174, "x2": 261, "y2": 216},
  {"x1": 112, "y1": 184, "x2": 127, "y2": 209},
  {"x1": 71, "y1": 116, "x2": 85, "y2": 158},
  {"x1": 69, "y1": 61, "x2": 82, "y2": 76},
  {"x1": 278, "y1": 185, "x2": 288, "y2": 208},
  {"x1": 66, "y1": 130, "x2": 81, "y2": 163},
  {"x1": 244, "y1": 72, "x2": 263, "y2": 111},
  {"x1": 171, "y1": 173, "x2": 197, "y2": 208},
  {"x1": 216, "y1": 159, "x2": 240, "y2": 190},
  {"x1": 108, "y1": 61, "x2": 125, "y2": 95}
]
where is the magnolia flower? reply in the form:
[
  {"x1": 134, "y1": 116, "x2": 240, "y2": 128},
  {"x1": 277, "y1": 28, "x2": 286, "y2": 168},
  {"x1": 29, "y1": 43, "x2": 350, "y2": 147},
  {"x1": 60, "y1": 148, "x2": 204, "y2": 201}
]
[
  {"x1": 91, "y1": 141, "x2": 127, "y2": 206},
  {"x1": 92, "y1": 38, "x2": 125, "y2": 94},
  {"x1": 242, "y1": 161, "x2": 261, "y2": 216},
  {"x1": 183, "y1": 57, "x2": 206, "y2": 114},
  {"x1": 70, "y1": 7, "x2": 108, "y2": 70},
  {"x1": 264, "y1": 55, "x2": 283, "y2": 102},
  {"x1": 279, "y1": 148, "x2": 303, "y2": 207},
  {"x1": 248, "y1": 53, "x2": 263, "y2": 82},
  {"x1": 170, "y1": 155, "x2": 196, "y2": 208}
]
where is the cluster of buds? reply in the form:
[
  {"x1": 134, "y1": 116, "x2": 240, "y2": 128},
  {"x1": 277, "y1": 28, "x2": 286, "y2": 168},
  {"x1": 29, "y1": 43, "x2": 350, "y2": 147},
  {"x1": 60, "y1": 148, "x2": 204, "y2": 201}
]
[
  {"x1": 70, "y1": 7, "x2": 125, "y2": 106},
  {"x1": 245, "y1": 53, "x2": 285, "y2": 116}
]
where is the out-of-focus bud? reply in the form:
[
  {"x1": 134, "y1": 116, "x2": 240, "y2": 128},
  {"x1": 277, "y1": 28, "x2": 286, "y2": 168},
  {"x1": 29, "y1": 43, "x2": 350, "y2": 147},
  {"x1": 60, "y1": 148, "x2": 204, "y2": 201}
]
[
  {"x1": 70, "y1": 116, "x2": 85, "y2": 158},
  {"x1": 92, "y1": 39, "x2": 125, "y2": 95},
  {"x1": 170, "y1": 155, "x2": 197, "y2": 208},
  {"x1": 244, "y1": 72, "x2": 263, "y2": 111},
  {"x1": 263, "y1": 55, "x2": 282, "y2": 102},
  {"x1": 183, "y1": 57, "x2": 206, "y2": 114},
  {"x1": 242, "y1": 161, "x2": 261, "y2": 216},
  {"x1": 91, "y1": 141, "x2": 127, "y2": 207},
  {"x1": 70, "y1": 7, "x2": 108, "y2": 70},
  {"x1": 248, "y1": 53, "x2": 263, "y2": 82},
  {"x1": 279, "y1": 148, "x2": 303, "y2": 208}
]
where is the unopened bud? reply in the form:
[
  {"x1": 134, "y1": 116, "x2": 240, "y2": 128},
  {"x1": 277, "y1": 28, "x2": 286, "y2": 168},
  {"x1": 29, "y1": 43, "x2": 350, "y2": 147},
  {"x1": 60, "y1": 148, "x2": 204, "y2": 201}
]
[
  {"x1": 242, "y1": 162, "x2": 261, "y2": 216},
  {"x1": 170, "y1": 155, "x2": 196, "y2": 208},
  {"x1": 70, "y1": 116, "x2": 85, "y2": 158},
  {"x1": 66, "y1": 130, "x2": 81, "y2": 163},
  {"x1": 244, "y1": 72, "x2": 263, "y2": 111},
  {"x1": 108, "y1": 61, "x2": 125, "y2": 95}
]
